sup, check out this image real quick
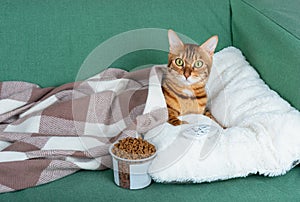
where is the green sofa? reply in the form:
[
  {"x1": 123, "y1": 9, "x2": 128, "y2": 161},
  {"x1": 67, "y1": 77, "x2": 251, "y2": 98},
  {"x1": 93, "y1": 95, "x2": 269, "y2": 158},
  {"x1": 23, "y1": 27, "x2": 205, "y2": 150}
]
[{"x1": 1, "y1": 0, "x2": 299, "y2": 201}]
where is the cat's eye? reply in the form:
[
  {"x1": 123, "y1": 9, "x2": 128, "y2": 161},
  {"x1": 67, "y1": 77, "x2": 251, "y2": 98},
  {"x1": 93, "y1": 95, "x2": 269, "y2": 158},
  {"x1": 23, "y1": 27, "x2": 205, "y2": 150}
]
[
  {"x1": 175, "y1": 58, "x2": 184, "y2": 66},
  {"x1": 194, "y1": 60, "x2": 203, "y2": 68}
]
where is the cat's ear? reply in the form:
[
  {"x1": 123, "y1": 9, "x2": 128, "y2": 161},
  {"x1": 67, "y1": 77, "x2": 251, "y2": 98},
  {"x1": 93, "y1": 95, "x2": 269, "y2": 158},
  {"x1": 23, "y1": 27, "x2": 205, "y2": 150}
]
[
  {"x1": 200, "y1": 35, "x2": 218, "y2": 56},
  {"x1": 168, "y1": 29, "x2": 184, "y2": 53}
]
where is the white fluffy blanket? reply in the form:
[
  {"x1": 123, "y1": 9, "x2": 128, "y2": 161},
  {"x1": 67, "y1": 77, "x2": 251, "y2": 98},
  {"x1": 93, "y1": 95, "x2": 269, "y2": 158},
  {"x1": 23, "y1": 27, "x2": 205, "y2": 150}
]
[{"x1": 144, "y1": 47, "x2": 300, "y2": 183}]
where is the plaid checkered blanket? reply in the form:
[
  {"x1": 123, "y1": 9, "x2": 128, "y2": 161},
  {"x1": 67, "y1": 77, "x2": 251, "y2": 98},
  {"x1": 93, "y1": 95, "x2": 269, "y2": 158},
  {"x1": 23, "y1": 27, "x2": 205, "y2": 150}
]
[{"x1": 0, "y1": 66, "x2": 167, "y2": 193}]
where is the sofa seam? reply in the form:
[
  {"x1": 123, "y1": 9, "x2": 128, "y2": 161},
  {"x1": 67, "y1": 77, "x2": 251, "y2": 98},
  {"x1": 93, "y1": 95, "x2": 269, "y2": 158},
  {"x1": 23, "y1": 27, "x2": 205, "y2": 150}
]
[
  {"x1": 240, "y1": 0, "x2": 300, "y2": 41},
  {"x1": 229, "y1": 0, "x2": 233, "y2": 46}
]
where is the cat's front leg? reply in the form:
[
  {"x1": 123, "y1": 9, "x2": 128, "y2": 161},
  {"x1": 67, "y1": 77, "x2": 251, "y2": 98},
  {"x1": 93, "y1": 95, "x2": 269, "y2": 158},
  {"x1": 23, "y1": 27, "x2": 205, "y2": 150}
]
[
  {"x1": 167, "y1": 107, "x2": 189, "y2": 126},
  {"x1": 168, "y1": 118, "x2": 189, "y2": 126}
]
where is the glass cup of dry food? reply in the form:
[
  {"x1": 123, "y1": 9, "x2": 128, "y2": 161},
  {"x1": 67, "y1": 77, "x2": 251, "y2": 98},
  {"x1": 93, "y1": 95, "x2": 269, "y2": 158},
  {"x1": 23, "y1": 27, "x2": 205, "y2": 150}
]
[{"x1": 109, "y1": 137, "x2": 157, "y2": 190}]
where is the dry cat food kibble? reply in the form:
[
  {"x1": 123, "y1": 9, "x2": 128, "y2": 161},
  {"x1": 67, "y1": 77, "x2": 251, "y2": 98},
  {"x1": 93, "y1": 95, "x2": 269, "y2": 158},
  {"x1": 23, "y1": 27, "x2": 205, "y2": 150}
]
[
  {"x1": 109, "y1": 137, "x2": 157, "y2": 189},
  {"x1": 112, "y1": 137, "x2": 156, "y2": 160}
]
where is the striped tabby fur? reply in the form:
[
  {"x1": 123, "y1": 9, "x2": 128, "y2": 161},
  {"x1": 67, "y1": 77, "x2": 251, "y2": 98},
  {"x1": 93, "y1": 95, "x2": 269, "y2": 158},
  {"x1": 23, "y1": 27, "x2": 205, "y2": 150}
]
[{"x1": 162, "y1": 30, "x2": 218, "y2": 126}]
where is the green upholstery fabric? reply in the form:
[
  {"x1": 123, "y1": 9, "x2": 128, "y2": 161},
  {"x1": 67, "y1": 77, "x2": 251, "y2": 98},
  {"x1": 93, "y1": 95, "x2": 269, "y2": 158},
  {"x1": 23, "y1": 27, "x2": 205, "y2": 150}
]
[
  {"x1": 1, "y1": 0, "x2": 300, "y2": 201},
  {"x1": 0, "y1": 0, "x2": 231, "y2": 87},
  {"x1": 2, "y1": 167, "x2": 300, "y2": 202},
  {"x1": 239, "y1": 0, "x2": 300, "y2": 38},
  {"x1": 231, "y1": 0, "x2": 300, "y2": 110}
]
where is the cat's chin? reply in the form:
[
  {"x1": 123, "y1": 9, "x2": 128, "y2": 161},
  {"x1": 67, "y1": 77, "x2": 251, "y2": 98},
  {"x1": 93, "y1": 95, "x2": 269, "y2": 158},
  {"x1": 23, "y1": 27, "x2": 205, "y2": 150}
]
[{"x1": 177, "y1": 76, "x2": 200, "y2": 85}]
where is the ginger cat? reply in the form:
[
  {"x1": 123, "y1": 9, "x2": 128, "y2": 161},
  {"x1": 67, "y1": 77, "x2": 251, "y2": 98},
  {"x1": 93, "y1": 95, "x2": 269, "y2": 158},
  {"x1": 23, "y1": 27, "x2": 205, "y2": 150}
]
[{"x1": 162, "y1": 30, "x2": 218, "y2": 126}]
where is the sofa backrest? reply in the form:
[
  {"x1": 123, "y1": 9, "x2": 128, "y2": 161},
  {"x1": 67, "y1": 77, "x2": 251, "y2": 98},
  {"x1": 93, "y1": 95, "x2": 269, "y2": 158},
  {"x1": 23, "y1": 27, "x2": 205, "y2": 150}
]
[
  {"x1": 0, "y1": 0, "x2": 232, "y2": 87},
  {"x1": 231, "y1": 0, "x2": 300, "y2": 110}
]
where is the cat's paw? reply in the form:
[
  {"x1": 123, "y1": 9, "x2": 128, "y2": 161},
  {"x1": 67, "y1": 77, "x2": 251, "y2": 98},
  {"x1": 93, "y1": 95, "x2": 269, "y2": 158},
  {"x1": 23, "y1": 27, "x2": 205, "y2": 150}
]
[
  {"x1": 168, "y1": 119, "x2": 189, "y2": 126},
  {"x1": 180, "y1": 120, "x2": 189, "y2": 125},
  {"x1": 204, "y1": 110, "x2": 214, "y2": 119}
]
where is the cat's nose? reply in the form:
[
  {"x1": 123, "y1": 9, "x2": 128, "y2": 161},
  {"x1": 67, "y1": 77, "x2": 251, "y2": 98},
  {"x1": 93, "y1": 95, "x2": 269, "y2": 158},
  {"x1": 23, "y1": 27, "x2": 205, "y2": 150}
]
[
  {"x1": 184, "y1": 71, "x2": 191, "y2": 79},
  {"x1": 183, "y1": 66, "x2": 192, "y2": 79}
]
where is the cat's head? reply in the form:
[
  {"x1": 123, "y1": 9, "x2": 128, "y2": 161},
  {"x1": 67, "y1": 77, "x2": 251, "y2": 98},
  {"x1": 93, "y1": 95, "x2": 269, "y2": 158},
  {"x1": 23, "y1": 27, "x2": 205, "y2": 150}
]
[{"x1": 167, "y1": 29, "x2": 218, "y2": 85}]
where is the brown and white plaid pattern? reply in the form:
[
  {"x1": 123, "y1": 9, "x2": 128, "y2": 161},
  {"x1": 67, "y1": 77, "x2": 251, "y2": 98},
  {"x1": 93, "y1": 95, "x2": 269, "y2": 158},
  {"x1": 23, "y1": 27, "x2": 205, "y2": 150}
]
[{"x1": 0, "y1": 66, "x2": 168, "y2": 193}]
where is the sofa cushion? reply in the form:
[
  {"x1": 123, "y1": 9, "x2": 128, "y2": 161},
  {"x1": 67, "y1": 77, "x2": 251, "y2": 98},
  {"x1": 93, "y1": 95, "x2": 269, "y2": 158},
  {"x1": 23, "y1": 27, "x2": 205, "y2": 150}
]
[
  {"x1": 231, "y1": 0, "x2": 300, "y2": 110},
  {"x1": 1, "y1": 168, "x2": 300, "y2": 201}
]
